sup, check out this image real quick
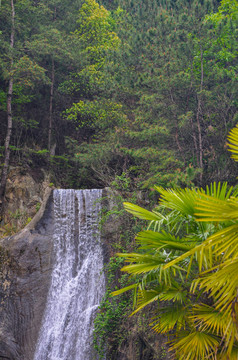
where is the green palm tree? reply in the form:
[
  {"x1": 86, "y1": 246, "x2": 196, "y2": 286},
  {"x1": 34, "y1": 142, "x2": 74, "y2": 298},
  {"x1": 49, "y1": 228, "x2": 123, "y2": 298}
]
[{"x1": 112, "y1": 125, "x2": 238, "y2": 359}]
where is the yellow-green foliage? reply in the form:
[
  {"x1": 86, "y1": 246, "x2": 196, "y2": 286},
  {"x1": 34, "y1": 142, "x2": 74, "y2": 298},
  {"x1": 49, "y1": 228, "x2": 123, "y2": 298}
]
[
  {"x1": 113, "y1": 124, "x2": 238, "y2": 359},
  {"x1": 75, "y1": 0, "x2": 120, "y2": 64},
  {"x1": 65, "y1": 99, "x2": 126, "y2": 130}
]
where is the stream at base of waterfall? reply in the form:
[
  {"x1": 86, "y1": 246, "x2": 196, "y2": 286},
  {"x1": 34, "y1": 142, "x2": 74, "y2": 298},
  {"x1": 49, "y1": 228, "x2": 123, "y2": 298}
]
[{"x1": 34, "y1": 189, "x2": 105, "y2": 360}]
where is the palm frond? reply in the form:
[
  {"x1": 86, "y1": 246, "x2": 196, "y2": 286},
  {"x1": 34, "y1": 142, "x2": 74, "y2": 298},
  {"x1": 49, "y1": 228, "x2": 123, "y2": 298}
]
[
  {"x1": 147, "y1": 209, "x2": 184, "y2": 233},
  {"x1": 131, "y1": 287, "x2": 161, "y2": 315},
  {"x1": 158, "y1": 287, "x2": 187, "y2": 303},
  {"x1": 163, "y1": 241, "x2": 213, "y2": 273},
  {"x1": 154, "y1": 186, "x2": 198, "y2": 216},
  {"x1": 171, "y1": 330, "x2": 220, "y2": 360},
  {"x1": 117, "y1": 252, "x2": 167, "y2": 274},
  {"x1": 195, "y1": 194, "x2": 238, "y2": 222},
  {"x1": 164, "y1": 224, "x2": 238, "y2": 272},
  {"x1": 190, "y1": 304, "x2": 230, "y2": 336},
  {"x1": 190, "y1": 304, "x2": 238, "y2": 353},
  {"x1": 123, "y1": 202, "x2": 164, "y2": 221},
  {"x1": 118, "y1": 176, "x2": 238, "y2": 360},
  {"x1": 117, "y1": 252, "x2": 186, "y2": 285},
  {"x1": 151, "y1": 305, "x2": 187, "y2": 333},
  {"x1": 192, "y1": 258, "x2": 238, "y2": 316},
  {"x1": 201, "y1": 182, "x2": 237, "y2": 200},
  {"x1": 204, "y1": 224, "x2": 238, "y2": 260},
  {"x1": 136, "y1": 230, "x2": 197, "y2": 252},
  {"x1": 111, "y1": 283, "x2": 138, "y2": 297},
  {"x1": 227, "y1": 124, "x2": 238, "y2": 162}
]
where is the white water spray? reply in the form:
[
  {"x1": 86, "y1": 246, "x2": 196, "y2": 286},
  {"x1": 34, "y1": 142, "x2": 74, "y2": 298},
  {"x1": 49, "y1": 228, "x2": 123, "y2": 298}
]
[{"x1": 34, "y1": 189, "x2": 105, "y2": 360}]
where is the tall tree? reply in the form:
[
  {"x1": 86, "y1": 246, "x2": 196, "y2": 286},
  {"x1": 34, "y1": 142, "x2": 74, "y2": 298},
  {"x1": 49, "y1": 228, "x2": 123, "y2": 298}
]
[
  {"x1": 0, "y1": 0, "x2": 15, "y2": 213},
  {"x1": 104, "y1": 0, "x2": 237, "y2": 188},
  {"x1": 0, "y1": 0, "x2": 57, "y2": 212}
]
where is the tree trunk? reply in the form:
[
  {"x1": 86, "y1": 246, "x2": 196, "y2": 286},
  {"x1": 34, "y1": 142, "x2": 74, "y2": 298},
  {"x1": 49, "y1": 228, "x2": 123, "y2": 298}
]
[
  {"x1": 189, "y1": 117, "x2": 199, "y2": 166},
  {"x1": 0, "y1": 0, "x2": 15, "y2": 216},
  {"x1": 197, "y1": 47, "x2": 204, "y2": 183},
  {"x1": 196, "y1": 97, "x2": 203, "y2": 173},
  {"x1": 48, "y1": 58, "x2": 55, "y2": 152},
  {"x1": 48, "y1": 7, "x2": 57, "y2": 153}
]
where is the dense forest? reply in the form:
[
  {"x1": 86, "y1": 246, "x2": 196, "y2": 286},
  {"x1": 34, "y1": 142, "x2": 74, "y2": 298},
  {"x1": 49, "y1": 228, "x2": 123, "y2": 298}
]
[
  {"x1": 0, "y1": 0, "x2": 238, "y2": 359},
  {"x1": 0, "y1": 0, "x2": 237, "y2": 203}
]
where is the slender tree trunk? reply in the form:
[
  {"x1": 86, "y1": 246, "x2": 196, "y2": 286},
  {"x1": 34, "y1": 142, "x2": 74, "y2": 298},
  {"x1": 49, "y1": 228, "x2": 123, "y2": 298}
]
[
  {"x1": 48, "y1": 7, "x2": 56, "y2": 153},
  {"x1": 196, "y1": 46, "x2": 204, "y2": 183},
  {"x1": 188, "y1": 60, "x2": 200, "y2": 168},
  {"x1": 0, "y1": 0, "x2": 15, "y2": 215},
  {"x1": 196, "y1": 98, "x2": 203, "y2": 170},
  {"x1": 48, "y1": 58, "x2": 55, "y2": 152},
  {"x1": 189, "y1": 117, "x2": 199, "y2": 166}
]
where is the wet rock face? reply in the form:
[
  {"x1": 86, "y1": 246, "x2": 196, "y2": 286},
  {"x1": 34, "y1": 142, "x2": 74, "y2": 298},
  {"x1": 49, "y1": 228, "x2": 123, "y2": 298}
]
[{"x1": 0, "y1": 189, "x2": 54, "y2": 360}]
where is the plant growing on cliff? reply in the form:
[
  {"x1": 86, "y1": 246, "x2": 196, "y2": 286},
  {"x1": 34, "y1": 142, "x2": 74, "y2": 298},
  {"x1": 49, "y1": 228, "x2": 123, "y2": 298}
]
[
  {"x1": 93, "y1": 256, "x2": 131, "y2": 359},
  {"x1": 112, "y1": 124, "x2": 238, "y2": 359},
  {"x1": 93, "y1": 188, "x2": 147, "y2": 359}
]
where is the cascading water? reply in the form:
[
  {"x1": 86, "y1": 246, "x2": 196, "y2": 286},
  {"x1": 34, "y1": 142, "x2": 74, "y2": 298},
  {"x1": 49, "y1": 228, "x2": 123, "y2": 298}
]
[{"x1": 34, "y1": 189, "x2": 105, "y2": 360}]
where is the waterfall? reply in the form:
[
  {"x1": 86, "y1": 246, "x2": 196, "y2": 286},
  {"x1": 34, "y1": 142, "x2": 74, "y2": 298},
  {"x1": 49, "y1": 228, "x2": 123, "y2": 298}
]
[{"x1": 34, "y1": 189, "x2": 105, "y2": 360}]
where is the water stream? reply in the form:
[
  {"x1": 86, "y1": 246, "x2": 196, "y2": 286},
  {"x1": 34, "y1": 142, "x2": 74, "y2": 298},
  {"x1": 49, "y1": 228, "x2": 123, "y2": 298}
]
[{"x1": 34, "y1": 189, "x2": 105, "y2": 360}]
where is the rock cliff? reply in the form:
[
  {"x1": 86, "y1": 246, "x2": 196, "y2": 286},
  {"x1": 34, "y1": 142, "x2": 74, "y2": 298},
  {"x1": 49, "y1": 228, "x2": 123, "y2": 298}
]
[
  {"x1": 0, "y1": 188, "x2": 54, "y2": 360},
  {"x1": 1, "y1": 167, "x2": 50, "y2": 236},
  {"x1": 0, "y1": 187, "x2": 166, "y2": 360}
]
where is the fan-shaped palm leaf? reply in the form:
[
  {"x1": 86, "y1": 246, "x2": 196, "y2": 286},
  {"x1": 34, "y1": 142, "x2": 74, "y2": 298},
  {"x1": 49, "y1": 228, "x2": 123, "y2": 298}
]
[
  {"x1": 163, "y1": 242, "x2": 213, "y2": 273},
  {"x1": 116, "y1": 176, "x2": 238, "y2": 360},
  {"x1": 117, "y1": 253, "x2": 166, "y2": 273},
  {"x1": 117, "y1": 252, "x2": 186, "y2": 285},
  {"x1": 111, "y1": 283, "x2": 138, "y2": 297},
  {"x1": 131, "y1": 284, "x2": 187, "y2": 315},
  {"x1": 201, "y1": 182, "x2": 237, "y2": 200},
  {"x1": 190, "y1": 304, "x2": 232, "y2": 336},
  {"x1": 192, "y1": 258, "x2": 238, "y2": 316},
  {"x1": 158, "y1": 287, "x2": 187, "y2": 303},
  {"x1": 154, "y1": 186, "x2": 198, "y2": 216},
  {"x1": 195, "y1": 194, "x2": 238, "y2": 222},
  {"x1": 190, "y1": 303, "x2": 238, "y2": 354},
  {"x1": 171, "y1": 330, "x2": 220, "y2": 360},
  {"x1": 135, "y1": 230, "x2": 197, "y2": 252},
  {"x1": 154, "y1": 182, "x2": 235, "y2": 214},
  {"x1": 164, "y1": 223, "x2": 238, "y2": 272},
  {"x1": 151, "y1": 304, "x2": 187, "y2": 333},
  {"x1": 227, "y1": 124, "x2": 238, "y2": 161},
  {"x1": 130, "y1": 287, "x2": 162, "y2": 315},
  {"x1": 123, "y1": 202, "x2": 164, "y2": 221}
]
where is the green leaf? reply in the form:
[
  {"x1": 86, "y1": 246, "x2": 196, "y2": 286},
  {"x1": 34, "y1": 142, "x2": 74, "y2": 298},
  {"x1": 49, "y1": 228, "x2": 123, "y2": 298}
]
[
  {"x1": 123, "y1": 202, "x2": 164, "y2": 221},
  {"x1": 151, "y1": 305, "x2": 187, "y2": 333},
  {"x1": 111, "y1": 283, "x2": 138, "y2": 297},
  {"x1": 136, "y1": 230, "x2": 196, "y2": 252},
  {"x1": 228, "y1": 124, "x2": 238, "y2": 162},
  {"x1": 171, "y1": 330, "x2": 220, "y2": 360}
]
